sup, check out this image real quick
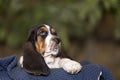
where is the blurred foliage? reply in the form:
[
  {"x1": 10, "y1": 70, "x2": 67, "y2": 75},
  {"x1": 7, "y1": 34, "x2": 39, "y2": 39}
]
[{"x1": 0, "y1": 0, "x2": 120, "y2": 48}]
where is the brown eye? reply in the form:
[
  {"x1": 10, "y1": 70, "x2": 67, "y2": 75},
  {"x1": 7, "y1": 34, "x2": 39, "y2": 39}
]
[{"x1": 40, "y1": 30, "x2": 48, "y2": 38}]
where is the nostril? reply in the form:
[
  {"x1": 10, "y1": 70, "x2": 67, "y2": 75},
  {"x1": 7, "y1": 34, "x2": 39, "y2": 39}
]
[{"x1": 53, "y1": 38, "x2": 61, "y2": 44}]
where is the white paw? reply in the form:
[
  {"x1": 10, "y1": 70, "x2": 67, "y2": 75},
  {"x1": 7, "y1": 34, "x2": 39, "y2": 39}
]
[{"x1": 60, "y1": 59, "x2": 82, "y2": 74}]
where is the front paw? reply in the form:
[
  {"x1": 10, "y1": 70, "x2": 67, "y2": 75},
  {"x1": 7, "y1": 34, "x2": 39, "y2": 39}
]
[{"x1": 60, "y1": 59, "x2": 82, "y2": 74}]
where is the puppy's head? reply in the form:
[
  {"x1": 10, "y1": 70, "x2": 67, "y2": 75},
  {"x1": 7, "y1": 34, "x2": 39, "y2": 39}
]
[
  {"x1": 29, "y1": 24, "x2": 61, "y2": 57},
  {"x1": 22, "y1": 24, "x2": 61, "y2": 75}
]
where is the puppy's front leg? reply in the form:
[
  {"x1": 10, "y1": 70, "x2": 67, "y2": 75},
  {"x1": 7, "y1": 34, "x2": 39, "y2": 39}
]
[{"x1": 59, "y1": 58, "x2": 82, "y2": 74}]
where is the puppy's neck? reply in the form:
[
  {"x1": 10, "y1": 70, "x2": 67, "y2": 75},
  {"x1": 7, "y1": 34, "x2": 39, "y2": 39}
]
[
  {"x1": 44, "y1": 55, "x2": 55, "y2": 64},
  {"x1": 43, "y1": 55, "x2": 61, "y2": 68}
]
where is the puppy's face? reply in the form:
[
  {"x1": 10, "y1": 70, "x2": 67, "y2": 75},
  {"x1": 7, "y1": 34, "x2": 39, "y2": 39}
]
[{"x1": 35, "y1": 24, "x2": 61, "y2": 57}]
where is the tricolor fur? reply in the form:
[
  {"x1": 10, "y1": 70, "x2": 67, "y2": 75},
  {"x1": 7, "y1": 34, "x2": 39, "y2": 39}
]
[{"x1": 19, "y1": 24, "x2": 82, "y2": 75}]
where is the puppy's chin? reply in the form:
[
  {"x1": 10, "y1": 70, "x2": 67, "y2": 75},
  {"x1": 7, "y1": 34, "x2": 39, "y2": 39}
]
[
  {"x1": 44, "y1": 44, "x2": 60, "y2": 57},
  {"x1": 44, "y1": 48, "x2": 60, "y2": 57},
  {"x1": 50, "y1": 49, "x2": 59, "y2": 56}
]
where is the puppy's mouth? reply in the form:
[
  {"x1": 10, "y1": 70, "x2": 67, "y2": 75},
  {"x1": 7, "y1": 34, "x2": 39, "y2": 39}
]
[
  {"x1": 44, "y1": 41, "x2": 61, "y2": 56},
  {"x1": 50, "y1": 41, "x2": 60, "y2": 51}
]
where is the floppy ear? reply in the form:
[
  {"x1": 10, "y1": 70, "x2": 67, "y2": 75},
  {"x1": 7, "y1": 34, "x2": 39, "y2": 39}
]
[
  {"x1": 23, "y1": 42, "x2": 50, "y2": 76},
  {"x1": 27, "y1": 27, "x2": 37, "y2": 45},
  {"x1": 22, "y1": 26, "x2": 50, "y2": 76}
]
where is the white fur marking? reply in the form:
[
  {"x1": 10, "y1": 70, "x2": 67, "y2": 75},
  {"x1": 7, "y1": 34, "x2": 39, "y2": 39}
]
[
  {"x1": 44, "y1": 24, "x2": 59, "y2": 57},
  {"x1": 44, "y1": 24, "x2": 51, "y2": 34},
  {"x1": 59, "y1": 58, "x2": 82, "y2": 74},
  {"x1": 45, "y1": 56, "x2": 82, "y2": 74},
  {"x1": 45, "y1": 56, "x2": 61, "y2": 68},
  {"x1": 19, "y1": 56, "x2": 23, "y2": 67},
  {"x1": 44, "y1": 24, "x2": 52, "y2": 49}
]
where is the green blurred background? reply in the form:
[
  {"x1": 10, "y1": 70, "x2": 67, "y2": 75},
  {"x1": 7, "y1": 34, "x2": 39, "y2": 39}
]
[{"x1": 0, "y1": 0, "x2": 120, "y2": 79}]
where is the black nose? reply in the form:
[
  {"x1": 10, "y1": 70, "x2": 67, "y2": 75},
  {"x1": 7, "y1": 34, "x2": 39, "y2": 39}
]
[{"x1": 52, "y1": 37, "x2": 61, "y2": 44}]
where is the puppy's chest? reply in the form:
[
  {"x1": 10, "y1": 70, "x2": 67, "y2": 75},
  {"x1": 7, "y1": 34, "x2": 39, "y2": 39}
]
[{"x1": 44, "y1": 56, "x2": 61, "y2": 68}]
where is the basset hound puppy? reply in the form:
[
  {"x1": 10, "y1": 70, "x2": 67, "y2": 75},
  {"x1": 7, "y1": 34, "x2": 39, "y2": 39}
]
[{"x1": 19, "y1": 24, "x2": 82, "y2": 75}]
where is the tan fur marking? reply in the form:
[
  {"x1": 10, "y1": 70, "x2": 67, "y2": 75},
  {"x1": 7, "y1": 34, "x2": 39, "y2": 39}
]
[
  {"x1": 35, "y1": 36, "x2": 45, "y2": 53},
  {"x1": 37, "y1": 27, "x2": 48, "y2": 34},
  {"x1": 51, "y1": 28, "x2": 56, "y2": 33},
  {"x1": 35, "y1": 26, "x2": 49, "y2": 54},
  {"x1": 35, "y1": 34, "x2": 45, "y2": 54}
]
